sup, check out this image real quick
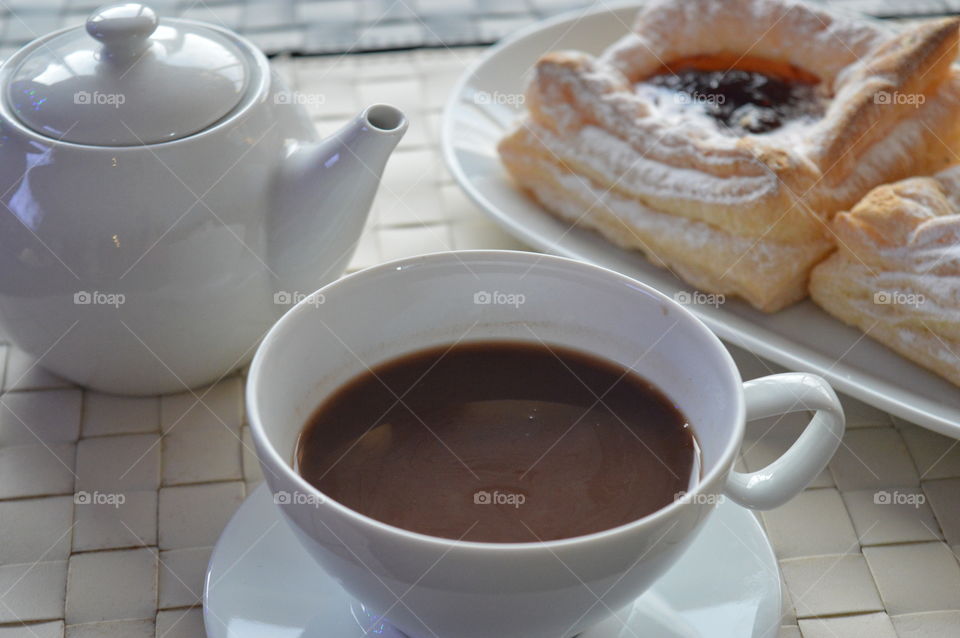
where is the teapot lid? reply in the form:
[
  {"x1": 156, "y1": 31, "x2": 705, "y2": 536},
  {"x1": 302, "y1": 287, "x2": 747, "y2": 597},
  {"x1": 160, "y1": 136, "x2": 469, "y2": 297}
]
[{"x1": 4, "y1": 3, "x2": 250, "y2": 146}]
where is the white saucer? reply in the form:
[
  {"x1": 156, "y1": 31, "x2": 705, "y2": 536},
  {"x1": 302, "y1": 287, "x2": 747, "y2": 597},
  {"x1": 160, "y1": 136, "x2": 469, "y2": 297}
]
[{"x1": 204, "y1": 485, "x2": 781, "y2": 637}]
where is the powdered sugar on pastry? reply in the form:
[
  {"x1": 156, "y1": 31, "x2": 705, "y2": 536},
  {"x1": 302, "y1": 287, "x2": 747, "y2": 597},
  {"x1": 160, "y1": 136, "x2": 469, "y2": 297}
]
[
  {"x1": 499, "y1": 0, "x2": 960, "y2": 314},
  {"x1": 501, "y1": 140, "x2": 833, "y2": 311},
  {"x1": 810, "y1": 166, "x2": 960, "y2": 386},
  {"x1": 549, "y1": 168, "x2": 784, "y2": 264},
  {"x1": 551, "y1": 124, "x2": 779, "y2": 206},
  {"x1": 603, "y1": 0, "x2": 888, "y2": 83}
]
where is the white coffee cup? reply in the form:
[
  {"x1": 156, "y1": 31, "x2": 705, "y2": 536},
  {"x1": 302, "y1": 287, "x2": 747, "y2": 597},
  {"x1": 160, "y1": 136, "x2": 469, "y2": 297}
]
[{"x1": 247, "y1": 250, "x2": 844, "y2": 638}]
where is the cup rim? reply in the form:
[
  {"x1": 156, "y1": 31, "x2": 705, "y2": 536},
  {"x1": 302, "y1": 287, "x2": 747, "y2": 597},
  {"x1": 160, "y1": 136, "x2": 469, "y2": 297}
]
[{"x1": 246, "y1": 250, "x2": 746, "y2": 551}]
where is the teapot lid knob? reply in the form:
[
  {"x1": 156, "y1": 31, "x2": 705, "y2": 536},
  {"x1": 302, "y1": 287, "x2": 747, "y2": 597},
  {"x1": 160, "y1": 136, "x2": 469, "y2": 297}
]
[
  {"x1": 86, "y1": 3, "x2": 158, "y2": 62},
  {"x1": 6, "y1": 0, "x2": 250, "y2": 145}
]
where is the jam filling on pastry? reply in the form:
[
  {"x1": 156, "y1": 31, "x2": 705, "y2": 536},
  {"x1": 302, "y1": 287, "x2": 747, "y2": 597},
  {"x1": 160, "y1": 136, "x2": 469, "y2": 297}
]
[{"x1": 640, "y1": 56, "x2": 825, "y2": 135}]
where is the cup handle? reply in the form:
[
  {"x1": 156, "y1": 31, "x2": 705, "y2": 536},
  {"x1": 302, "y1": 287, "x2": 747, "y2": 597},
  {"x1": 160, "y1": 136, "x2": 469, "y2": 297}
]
[{"x1": 724, "y1": 373, "x2": 845, "y2": 510}]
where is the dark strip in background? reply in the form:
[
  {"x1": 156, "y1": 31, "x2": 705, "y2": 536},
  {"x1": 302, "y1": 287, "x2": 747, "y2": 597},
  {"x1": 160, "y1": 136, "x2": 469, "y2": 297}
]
[{"x1": 0, "y1": 0, "x2": 955, "y2": 59}]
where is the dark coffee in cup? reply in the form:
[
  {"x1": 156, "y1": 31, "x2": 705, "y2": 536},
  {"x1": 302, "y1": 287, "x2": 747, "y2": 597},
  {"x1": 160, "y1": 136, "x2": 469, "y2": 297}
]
[{"x1": 296, "y1": 341, "x2": 699, "y2": 543}]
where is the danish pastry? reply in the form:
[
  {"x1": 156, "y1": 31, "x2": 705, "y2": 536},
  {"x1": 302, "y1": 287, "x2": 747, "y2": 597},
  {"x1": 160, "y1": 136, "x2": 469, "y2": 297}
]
[
  {"x1": 810, "y1": 166, "x2": 960, "y2": 387},
  {"x1": 498, "y1": 0, "x2": 960, "y2": 311}
]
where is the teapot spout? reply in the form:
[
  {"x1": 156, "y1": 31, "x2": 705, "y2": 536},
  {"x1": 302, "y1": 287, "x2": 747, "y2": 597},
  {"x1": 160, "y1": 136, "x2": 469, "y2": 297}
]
[{"x1": 269, "y1": 104, "x2": 407, "y2": 298}]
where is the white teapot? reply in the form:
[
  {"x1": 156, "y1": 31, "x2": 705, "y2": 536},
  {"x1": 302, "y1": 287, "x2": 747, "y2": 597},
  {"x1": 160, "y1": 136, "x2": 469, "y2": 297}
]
[{"x1": 0, "y1": 3, "x2": 406, "y2": 394}]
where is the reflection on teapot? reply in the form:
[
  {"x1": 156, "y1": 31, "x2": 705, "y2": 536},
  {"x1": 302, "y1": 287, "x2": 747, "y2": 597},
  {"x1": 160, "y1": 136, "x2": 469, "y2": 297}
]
[{"x1": 0, "y1": 3, "x2": 406, "y2": 394}]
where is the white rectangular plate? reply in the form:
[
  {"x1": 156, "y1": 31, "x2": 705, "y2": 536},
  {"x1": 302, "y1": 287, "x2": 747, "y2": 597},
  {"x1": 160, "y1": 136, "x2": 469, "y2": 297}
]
[{"x1": 440, "y1": 3, "x2": 960, "y2": 437}]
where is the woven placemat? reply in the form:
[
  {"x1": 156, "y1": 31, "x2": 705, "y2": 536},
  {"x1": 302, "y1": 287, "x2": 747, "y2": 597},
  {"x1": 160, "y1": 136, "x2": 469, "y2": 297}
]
[
  {"x1": 0, "y1": 49, "x2": 958, "y2": 637},
  {"x1": 0, "y1": 0, "x2": 956, "y2": 60}
]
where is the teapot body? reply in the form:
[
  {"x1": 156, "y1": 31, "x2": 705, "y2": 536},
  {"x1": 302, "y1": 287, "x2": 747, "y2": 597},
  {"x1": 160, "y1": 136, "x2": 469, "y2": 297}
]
[{"x1": 0, "y1": 67, "x2": 335, "y2": 394}]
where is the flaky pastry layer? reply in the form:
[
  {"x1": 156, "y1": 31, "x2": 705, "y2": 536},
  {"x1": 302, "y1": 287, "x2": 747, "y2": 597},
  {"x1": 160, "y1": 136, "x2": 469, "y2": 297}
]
[
  {"x1": 498, "y1": 0, "x2": 960, "y2": 312},
  {"x1": 502, "y1": 127, "x2": 834, "y2": 311},
  {"x1": 810, "y1": 168, "x2": 960, "y2": 387}
]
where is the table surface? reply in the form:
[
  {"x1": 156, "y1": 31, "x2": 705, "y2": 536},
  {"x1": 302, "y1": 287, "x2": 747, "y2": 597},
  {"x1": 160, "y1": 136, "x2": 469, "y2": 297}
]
[
  {"x1": 1, "y1": 48, "x2": 960, "y2": 638},
  {"x1": 0, "y1": 0, "x2": 958, "y2": 58}
]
